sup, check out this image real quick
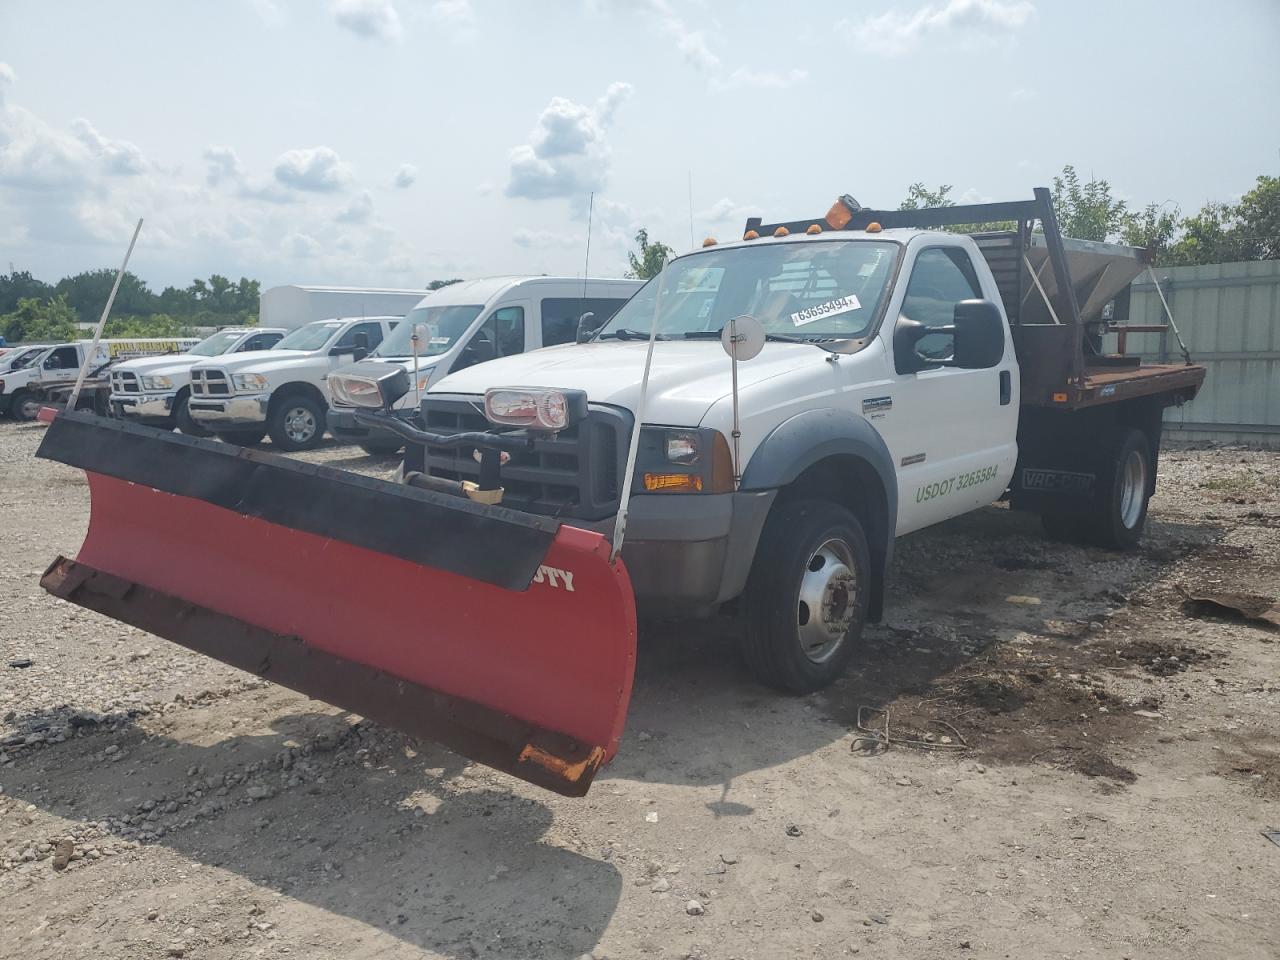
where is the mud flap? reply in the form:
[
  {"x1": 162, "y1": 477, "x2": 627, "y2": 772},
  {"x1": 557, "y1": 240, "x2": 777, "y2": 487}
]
[{"x1": 37, "y1": 413, "x2": 636, "y2": 796}]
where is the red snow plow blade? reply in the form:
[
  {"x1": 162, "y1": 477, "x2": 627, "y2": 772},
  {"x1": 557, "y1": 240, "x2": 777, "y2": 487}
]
[{"x1": 37, "y1": 413, "x2": 636, "y2": 796}]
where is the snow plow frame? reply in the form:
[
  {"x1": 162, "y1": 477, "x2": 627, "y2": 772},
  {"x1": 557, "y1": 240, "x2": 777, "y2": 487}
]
[{"x1": 37, "y1": 412, "x2": 636, "y2": 797}]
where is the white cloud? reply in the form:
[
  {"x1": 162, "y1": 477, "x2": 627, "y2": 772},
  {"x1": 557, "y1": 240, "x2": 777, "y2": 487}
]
[
  {"x1": 335, "y1": 189, "x2": 374, "y2": 223},
  {"x1": 843, "y1": 0, "x2": 1035, "y2": 55},
  {"x1": 393, "y1": 163, "x2": 417, "y2": 188},
  {"x1": 0, "y1": 66, "x2": 92, "y2": 192},
  {"x1": 512, "y1": 228, "x2": 581, "y2": 249},
  {"x1": 283, "y1": 232, "x2": 323, "y2": 259},
  {"x1": 697, "y1": 197, "x2": 760, "y2": 225},
  {"x1": 204, "y1": 145, "x2": 244, "y2": 187},
  {"x1": 331, "y1": 0, "x2": 402, "y2": 41},
  {"x1": 0, "y1": 62, "x2": 14, "y2": 106},
  {"x1": 647, "y1": 0, "x2": 720, "y2": 70},
  {"x1": 273, "y1": 146, "x2": 353, "y2": 192},
  {"x1": 70, "y1": 118, "x2": 149, "y2": 176},
  {"x1": 506, "y1": 82, "x2": 633, "y2": 202},
  {"x1": 711, "y1": 67, "x2": 809, "y2": 93}
]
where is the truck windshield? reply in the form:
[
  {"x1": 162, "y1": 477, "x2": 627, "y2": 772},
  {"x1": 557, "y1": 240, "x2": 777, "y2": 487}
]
[
  {"x1": 188, "y1": 330, "x2": 248, "y2": 357},
  {"x1": 373, "y1": 304, "x2": 484, "y2": 358},
  {"x1": 3, "y1": 347, "x2": 45, "y2": 371},
  {"x1": 275, "y1": 320, "x2": 344, "y2": 352},
  {"x1": 598, "y1": 239, "x2": 900, "y2": 341}
]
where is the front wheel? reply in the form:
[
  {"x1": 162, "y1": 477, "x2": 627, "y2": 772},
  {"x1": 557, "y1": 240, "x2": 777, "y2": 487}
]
[
  {"x1": 174, "y1": 392, "x2": 209, "y2": 437},
  {"x1": 741, "y1": 500, "x2": 870, "y2": 694},
  {"x1": 267, "y1": 395, "x2": 326, "y2": 451},
  {"x1": 9, "y1": 390, "x2": 42, "y2": 421}
]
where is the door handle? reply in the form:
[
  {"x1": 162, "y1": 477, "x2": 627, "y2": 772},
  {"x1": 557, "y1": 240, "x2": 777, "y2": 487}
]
[{"x1": 999, "y1": 369, "x2": 1012, "y2": 405}]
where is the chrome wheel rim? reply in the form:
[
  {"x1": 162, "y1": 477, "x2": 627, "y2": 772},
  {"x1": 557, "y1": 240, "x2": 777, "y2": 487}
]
[
  {"x1": 19, "y1": 397, "x2": 40, "y2": 419},
  {"x1": 1119, "y1": 448, "x2": 1146, "y2": 529},
  {"x1": 796, "y1": 537, "x2": 858, "y2": 664},
  {"x1": 283, "y1": 406, "x2": 317, "y2": 443}
]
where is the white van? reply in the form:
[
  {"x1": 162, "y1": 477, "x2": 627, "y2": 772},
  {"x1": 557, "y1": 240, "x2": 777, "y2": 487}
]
[
  {"x1": 326, "y1": 276, "x2": 643, "y2": 453},
  {"x1": 1, "y1": 338, "x2": 199, "y2": 420}
]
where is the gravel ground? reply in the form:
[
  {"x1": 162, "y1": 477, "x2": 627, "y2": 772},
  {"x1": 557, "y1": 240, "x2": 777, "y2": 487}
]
[{"x1": 2, "y1": 421, "x2": 1278, "y2": 959}]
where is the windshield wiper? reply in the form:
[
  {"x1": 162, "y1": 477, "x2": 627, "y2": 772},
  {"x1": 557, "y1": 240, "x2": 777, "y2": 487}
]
[
  {"x1": 596, "y1": 328, "x2": 670, "y2": 341},
  {"x1": 681, "y1": 330, "x2": 839, "y2": 351}
]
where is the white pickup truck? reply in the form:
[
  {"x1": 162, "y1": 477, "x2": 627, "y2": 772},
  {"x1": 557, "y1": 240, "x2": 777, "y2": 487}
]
[
  {"x1": 187, "y1": 316, "x2": 400, "y2": 449},
  {"x1": 382, "y1": 190, "x2": 1205, "y2": 693},
  {"x1": 109, "y1": 327, "x2": 287, "y2": 434},
  {"x1": 1, "y1": 338, "x2": 200, "y2": 421}
]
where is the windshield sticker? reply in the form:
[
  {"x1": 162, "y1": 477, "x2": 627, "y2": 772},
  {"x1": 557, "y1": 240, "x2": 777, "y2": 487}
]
[{"x1": 791, "y1": 295, "x2": 861, "y2": 327}]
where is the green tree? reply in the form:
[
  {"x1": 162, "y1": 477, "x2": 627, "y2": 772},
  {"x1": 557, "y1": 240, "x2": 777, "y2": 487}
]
[
  {"x1": 626, "y1": 229, "x2": 673, "y2": 280},
  {"x1": 0, "y1": 271, "x2": 54, "y2": 315},
  {"x1": 1050, "y1": 165, "x2": 1127, "y2": 241},
  {"x1": 1232, "y1": 174, "x2": 1280, "y2": 261},
  {"x1": 1163, "y1": 202, "x2": 1240, "y2": 266},
  {"x1": 897, "y1": 183, "x2": 1015, "y2": 232},
  {"x1": 427, "y1": 278, "x2": 464, "y2": 291},
  {"x1": 102, "y1": 314, "x2": 200, "y2": 338},
  {"x1": 1, "y1": 295, "x2": 79, "y2": 344},
  {"x1": 1119, "y1": 203, "x2": 1182, "y2": 261},
  {"x1": 54, "y1": 269, "x2": 159, "y2": 323}
]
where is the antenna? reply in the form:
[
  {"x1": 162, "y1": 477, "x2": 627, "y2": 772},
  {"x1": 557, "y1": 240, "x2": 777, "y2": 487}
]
[
  {"x1": 582, "y1": 191, "x2": 594, "y2": 299},
  {"x1": 688, "y1": 171, "x2": 694, "y2": 248}
]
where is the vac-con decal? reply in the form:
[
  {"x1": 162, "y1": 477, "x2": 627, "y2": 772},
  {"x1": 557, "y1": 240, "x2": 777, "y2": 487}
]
[{"x1": 915, "y1": 465, "x2": 999, "y2": 504}]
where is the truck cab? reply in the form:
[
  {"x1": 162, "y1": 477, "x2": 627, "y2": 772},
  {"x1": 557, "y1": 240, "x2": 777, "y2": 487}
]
[
  {"x1": 187, "y1": 316, "x2": 399, "y2": 450},
  {"x1": 325, "y1": 277, "x2": 643, "y2": 454},
  {"x1": 109, "y1": 327, "x2": 287, "y2": 434}
]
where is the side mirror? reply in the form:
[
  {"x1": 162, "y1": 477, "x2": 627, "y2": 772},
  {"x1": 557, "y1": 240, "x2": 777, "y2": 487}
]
[
  {"x1": 951, "y1": 299, "x2": 1004, "y2": 369},
  {"x1": 892, "y1": 316, "x2": 936, "y2": 375},
  {"x1": 575, "y1": 312, "x2": 599, "y2": 344}
]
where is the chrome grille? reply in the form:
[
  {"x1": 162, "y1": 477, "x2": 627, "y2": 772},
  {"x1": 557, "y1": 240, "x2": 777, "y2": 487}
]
[
  {"x1": 111, "y1": 371, "x2": 140, "y2": 394},
  {"x1": 190, "y1": 368, "x2": 230, "y2": 396}
]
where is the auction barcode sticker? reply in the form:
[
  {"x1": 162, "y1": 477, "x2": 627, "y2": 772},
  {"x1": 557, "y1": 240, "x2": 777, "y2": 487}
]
[{"x1": 791, "y1": 295, "x2": 861, "y2": 327}]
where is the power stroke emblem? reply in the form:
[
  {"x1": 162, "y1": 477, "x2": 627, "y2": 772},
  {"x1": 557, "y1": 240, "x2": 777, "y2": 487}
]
[{"x1": 1021, "y1": 468, "x2": 1095, "y2": 495}]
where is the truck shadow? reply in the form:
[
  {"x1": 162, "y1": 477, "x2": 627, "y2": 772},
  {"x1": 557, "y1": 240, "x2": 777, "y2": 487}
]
[
  {"x1": 1, "y1": 707, "x2": 621, "y2": 959},
  {"x1": 608, "y1": 503, "x2": 1225, "y2": 804}
]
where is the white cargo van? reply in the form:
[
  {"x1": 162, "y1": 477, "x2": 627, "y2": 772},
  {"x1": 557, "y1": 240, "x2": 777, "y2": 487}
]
[
  {"x1": 187, "y1": 316, "x2": 400, "y2": 450},
  {"x1": 326, "y1": 276, "x2": 643, "y2": 454}
]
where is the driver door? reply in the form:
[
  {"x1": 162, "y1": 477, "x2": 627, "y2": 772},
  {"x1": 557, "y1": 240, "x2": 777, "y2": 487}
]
[
  {"x1": 450, "y1": 303, "x2": 527, "y2": 374},
  {"x1": 884, "y1": 244, "x2": 1017, "y2": 535}
]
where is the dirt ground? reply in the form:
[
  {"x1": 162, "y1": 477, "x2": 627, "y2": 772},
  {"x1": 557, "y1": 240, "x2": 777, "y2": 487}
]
[{"x1": 2, "y1": 420, "x2": 1278, "y2": 960}]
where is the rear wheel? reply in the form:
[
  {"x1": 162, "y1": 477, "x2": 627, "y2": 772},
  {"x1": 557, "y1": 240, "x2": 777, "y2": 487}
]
[
  {"x1": 741, "y1": 500, "x2": 870, "y2": 694},
  {"x1": 10, "y1": 390, "x2": 41, "y2": 421},
  {"x1": 219, "y1": 429, "x2": 266, "y2": 446},
  {"x1": 174, "y1": 391, "x2": 208, "y2": 437},
  {"x1": 1088, "y1": 427, "x2": 1151, "y2": 549},
  {"x1": 267, "y1": 395, "x2": 325, "y2": 451},
  {"x1": 358, "y1": 439, "x2": 404, "y2": 456}
]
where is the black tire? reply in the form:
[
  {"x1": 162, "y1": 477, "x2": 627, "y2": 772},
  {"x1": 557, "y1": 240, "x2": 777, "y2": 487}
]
[
  {"x1": 267, "y1": 394, "x2": 326, "y2": 451},
  {"x1": 741, "y1": 499, "x2": 871, "y2": 694},
  {"x1": 219, "y1": 429, "x2": 266, "y2": 446},
  {"x1": 174, "y1": 391, "x2": 209, "y2": 437},
  {"x1": 9, "y1": 390, "x2": 42, "y2": 422},
  {"x1": 1087, "y1": 426, "x2": 1152, "y2": 550},
  {"x1": 358, "y1": 439, "x2": 404, "y2": 456}
]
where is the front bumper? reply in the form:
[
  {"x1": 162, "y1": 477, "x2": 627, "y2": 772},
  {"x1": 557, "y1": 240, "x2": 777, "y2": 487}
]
[
  {"x1": 578, "y1": 490, "x2": 776, "y2": 616},
  {"x1": 188, "y1": 393, "x2": 269, "y2": 428},
  {"x1": 110, "y1": 391, "x2": 177, "y2": 422}
]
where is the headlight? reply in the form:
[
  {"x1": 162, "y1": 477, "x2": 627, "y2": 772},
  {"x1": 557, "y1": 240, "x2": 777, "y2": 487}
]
[
  {"x1": 483, "y1": 387, "x2": 587, "y2": 432},
  {"x1": 331, "y1": 374, "x2": 384, "y2": 409},
  {"x1": 665, "y1": 430, "x2": 700, "y2": 464},
  {"x1": 140, "y1": 375, "x2": 173, "y2": 390},
  {"x1": 232, "y1": 373, "x2": 270, "y2": 392}
]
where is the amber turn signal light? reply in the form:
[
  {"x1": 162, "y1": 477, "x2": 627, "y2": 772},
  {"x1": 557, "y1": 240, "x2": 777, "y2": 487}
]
[{"x1": 643, "y1": 473, "x2": 704, "y2": 493}]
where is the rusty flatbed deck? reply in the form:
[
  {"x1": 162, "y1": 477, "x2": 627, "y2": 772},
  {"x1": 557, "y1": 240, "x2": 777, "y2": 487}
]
[{"x1": 1044, "y1": 361, "x2": 1206, "y2": 410}]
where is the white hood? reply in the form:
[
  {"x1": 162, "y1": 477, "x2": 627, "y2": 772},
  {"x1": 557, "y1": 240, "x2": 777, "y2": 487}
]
[
  {"x1": 113, "y1": 354, "x2": 200, "y2": 377},
  {"x1": 190, "y1": 349, "x2": 308, "y2": 374},
  {"x1": 429, "y1": 340, "x2": 824, "y2": 426}
]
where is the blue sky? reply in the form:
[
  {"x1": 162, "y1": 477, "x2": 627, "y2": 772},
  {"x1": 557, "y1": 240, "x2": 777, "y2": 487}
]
[{"x1": 1, "y1": 0, "x2": 1277, "y2": 292}]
